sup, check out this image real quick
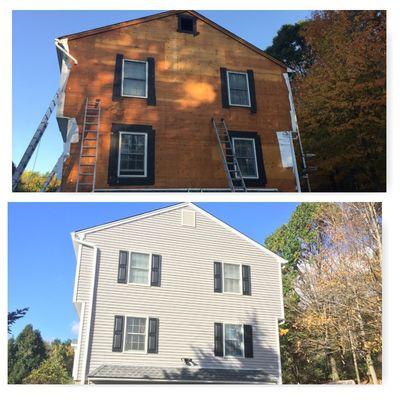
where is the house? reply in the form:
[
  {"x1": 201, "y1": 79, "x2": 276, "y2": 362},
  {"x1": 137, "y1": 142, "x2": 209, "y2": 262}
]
[
  {"x1": 70, "y1": 203, "x2": 285, "y2": 384},
  {"x1": 55, "y1": 10, "x2": 301, "y2": 192}
]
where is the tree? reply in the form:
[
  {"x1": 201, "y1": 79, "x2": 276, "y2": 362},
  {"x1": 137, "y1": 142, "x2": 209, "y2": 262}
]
[
  {"x1": 15, "y1": 171, "x2": 60, "y2": 192},
  {"x1": 8, "y1": 307, "x2": 29, "y2": 333},
  {"x1": 24, "y1": 344, "x2": 72, "y2": 384},
  {"x1": 266, "y1": 22, "x2": 313, "y2": 75},
  {"x1": 8, "y1": 324, "x2": 47, "y2": 383},
  {"x1": 294, "y1": 11, "x2": 386, "y2": 191}
]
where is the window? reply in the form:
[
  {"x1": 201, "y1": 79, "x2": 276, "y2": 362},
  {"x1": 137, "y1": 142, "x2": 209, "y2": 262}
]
[
  {"x1": 224, "y1": 324, "x2": 244, "y2": 356},
  {"x1": 227, "y1": 71, "x2": 251, "y2": 107},
  {"x1": 122, "y1": 60, "x2": 148, "y2": 98},
  {"x1": 129, "y1": 252, "x2": 150, "y2": 284},
  {"x1": 118, "y1": 132, "x2": 148, "y2": 177},
  {"x1": 124, "y1": 317, "x2": 147, "y2": 351},
  {"x1": 232, "y1": 138, "x2": 258, "y2": 179},
  {"x1": 178, "y1": 15, "x2": 196, "y2": 34},
  {"x1": 223, "y1": 263, "x2": 241, "y2": 293}
]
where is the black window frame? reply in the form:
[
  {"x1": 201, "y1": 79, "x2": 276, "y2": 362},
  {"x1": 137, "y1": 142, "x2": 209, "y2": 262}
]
[
  {"x1": 108, "y1": 123, "x2": 155, "y2": 186},
  {"x1": 229, "y1": 131, "x2": 267, "y2": 187}
]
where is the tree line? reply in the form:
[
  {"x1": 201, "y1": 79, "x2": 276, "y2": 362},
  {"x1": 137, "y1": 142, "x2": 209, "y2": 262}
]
[
  {"x1": 267, "y1": 11, "x2": 386, "y2": 192},
  {"x1": 265, "y1": 203, "x2": 382, "y2": 383},
  {"x1": 8, "y1": 310, "x2": 74, "y2": 384}
]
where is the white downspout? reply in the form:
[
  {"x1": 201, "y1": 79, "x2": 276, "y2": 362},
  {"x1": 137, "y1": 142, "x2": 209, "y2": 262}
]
[{"x1": 72, "y1": 236, "x2": 98, "y2": 385}]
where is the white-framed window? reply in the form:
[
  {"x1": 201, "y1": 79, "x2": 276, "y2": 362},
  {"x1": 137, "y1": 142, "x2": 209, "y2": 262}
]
[
  {"x1": 232, "y1": 138, "x2": 259, "y2": 179},
  {"x1": 224, "y1": 323, "x2": 244, "y2": 357},
  {"x1": 128, "y1": 252, "x2": 151, "y2": 285},
  {"x1": 122, "y1": 59, "x2": 148, "y2": 98},
  {"x1": 118, "y1": 132, "x2": 148, "y2": 178},
  {"x1": 223, "y1": 263, "x2": 241, "y2": 294},
  {"x1": 124, "y1": 316, "x2": 147, "y2": 352},
  {"x1": 227, "y1": 71, "x2": 251, "y2": 107}
]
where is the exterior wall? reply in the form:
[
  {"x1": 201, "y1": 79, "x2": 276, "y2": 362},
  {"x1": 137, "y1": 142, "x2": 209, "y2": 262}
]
[
  {"x1": 60, "y1": 13, "x2": 296, "y2": 191},
  {"x1": 74, "y1": 205, "x2": 283, "y2": 383}
]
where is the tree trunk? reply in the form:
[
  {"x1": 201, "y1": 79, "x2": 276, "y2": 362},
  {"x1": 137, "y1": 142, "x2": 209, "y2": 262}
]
[
  {"x1": 348, "y1": 330, "x2": 361, "y2": 384},
  {"x1": 328, "y1": 353, "x2": 340, "y2": 381},
  {"x1": 365, "y1": 352, "x2": 378, "y2": 384}
]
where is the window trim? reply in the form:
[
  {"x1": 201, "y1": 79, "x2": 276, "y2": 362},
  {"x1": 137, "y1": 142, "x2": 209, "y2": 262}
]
[
  {"x1": 121, "y1": 59, "x2": 148, "y2": 99},
  {"x1": 117, "y1": 131, "x2": 148, "y2": 178},
  {"x1": 123, "y1": 315, "x2": 149, "y2": 353},
  {"x1": 232, "y1": 137, "x2": 259, "y2": 179},
  {"x1": 127, "y1": 251, "x2": 152, "y2": 286},
  {"x1": 226, "y1": 70, "x2": 251, "y2": 108},
  {"x1": 221, "y1": 262, "x2": 243, "y2": 295},
  {"x1": 222, "y1": 322, "x2": 245, "y2": 358}
]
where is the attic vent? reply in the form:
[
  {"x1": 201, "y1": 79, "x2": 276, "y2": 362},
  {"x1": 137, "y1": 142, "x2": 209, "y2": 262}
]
[
  {"x1": 178, "y1": 15, "x2": 197, "y2": 35},
  {"x1": 182, "y1": 209, "x2": 196, "y2": 227}
]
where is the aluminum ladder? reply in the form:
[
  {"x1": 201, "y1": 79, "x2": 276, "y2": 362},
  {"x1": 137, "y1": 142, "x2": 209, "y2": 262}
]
[
  {"x1": 12, "y1": 88, "x2": 63, "y2": 191},
  {"x1": 40, "y1": 154, "x2": 65, "y2": 192},
  {"x1": 212, "y1": 117, "x2": 247, "y2": 192},
  {"x1": 75, "y1": 98, "x2": 101, "y2": 192}
]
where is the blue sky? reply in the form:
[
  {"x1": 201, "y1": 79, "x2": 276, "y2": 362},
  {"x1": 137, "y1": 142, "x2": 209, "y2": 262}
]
[
  {"x1": 12, "y1": 10, "x2": 312, "y2": 174},
  {"x1": 8, "y1": 202, "x2": 298, "y2": 341}
]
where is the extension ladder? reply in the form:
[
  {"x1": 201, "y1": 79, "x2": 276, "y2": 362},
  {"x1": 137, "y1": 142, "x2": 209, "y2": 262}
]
[
  {"x1": 41, "y1": 153, "x2": 65, "y2": 192},
  {"x1": 212, "y1": 118, "x2": 247, "y2": 192},
  {"x1": 75, "y1": 98, "x2": 101, "y2": 192}
]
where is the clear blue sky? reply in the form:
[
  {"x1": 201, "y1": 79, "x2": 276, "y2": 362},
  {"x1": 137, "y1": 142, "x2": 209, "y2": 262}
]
[
  {"x1": 8, "y1": 202, "x2": 299, "y2": 341},
  {"x1": 12, "y1": 10, "x2": 312, "y2": 174}
]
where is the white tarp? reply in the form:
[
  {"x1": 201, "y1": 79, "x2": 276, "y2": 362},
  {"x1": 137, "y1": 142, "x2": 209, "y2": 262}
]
[{"x1": 276, "y1": 131, "x2": 294, "y2": 168}]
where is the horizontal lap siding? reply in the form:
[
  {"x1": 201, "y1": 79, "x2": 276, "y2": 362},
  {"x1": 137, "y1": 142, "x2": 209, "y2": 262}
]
[{"x1": 79, "y1": 207, "x2": 282, "y2": 380}]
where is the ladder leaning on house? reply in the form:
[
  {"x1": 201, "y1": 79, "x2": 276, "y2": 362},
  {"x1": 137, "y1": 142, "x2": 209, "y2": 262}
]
[
  {"x1": 75, "y1": 98, "x2": 101, "y2": 192},
  {"x1": 212, "y1": 118, "x2": 247, "y2": 192}
]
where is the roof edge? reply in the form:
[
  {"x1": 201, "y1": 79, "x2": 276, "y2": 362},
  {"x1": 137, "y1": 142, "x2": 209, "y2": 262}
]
[{"x1": 57, "y1": 10, "x2": 287, "y2": 69}]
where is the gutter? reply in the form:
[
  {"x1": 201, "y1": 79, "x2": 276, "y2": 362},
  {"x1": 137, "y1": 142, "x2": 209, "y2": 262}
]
[{"x1": 71, "y1": 234, "x2": 99, "y2": 384}]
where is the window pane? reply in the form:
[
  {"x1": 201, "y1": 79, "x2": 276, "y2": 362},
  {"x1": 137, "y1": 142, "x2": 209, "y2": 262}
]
[
  {"x1": 228, "y1": 72, "x2": 249, "y2": 106},
  {"x1": 224, "y1": 264, "x2": 240, "y2": 293},
  {"x1": 228, "y1": 73, "x2": 247, "y2": 90},
  {"x1": 225, "y1": 324, "x2": 243, "y2": 356},
  {"x1": 122, "y1": 79, "x2": 146, "y2": 97},
  {"x1": 124, "y1": 61, "x2": 146, "y2": 80},
  {"x1": 119, "y1": 134, "x2": 146, "y2": 176},
  {"x1": 234, "y1": 139, "x2": 257, "y2": 178},
  {"x1": 121, "y1": 134, "x2": 145, "y2": 154},
  {"x1": 129, "y1": 253, "x2": 150, "y2": 284},
  {"x1": 125, "y1": 317, "x2": 146, "y2": 351},
  {"x1": 234, "y1": 140, "x2": 254, "y2": 158},
  {"x1": 237, "y1": 158, "x2": 257, "y2": 177},
  {"x1": 230, "y1": 89, "x2": 250, "y2": 106}
]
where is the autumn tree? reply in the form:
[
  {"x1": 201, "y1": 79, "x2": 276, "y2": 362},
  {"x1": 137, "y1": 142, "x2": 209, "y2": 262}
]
[
  {"x1": 293, "y1": 11, "x2": 386, "y2": 191},
  {"x1": 15, "y1": 171, "x2": 60, "y2": 192}
]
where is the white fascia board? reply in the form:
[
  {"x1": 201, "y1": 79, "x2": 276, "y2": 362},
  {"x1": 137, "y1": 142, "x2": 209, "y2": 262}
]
[{"x1": 71, "y1": 202, "x2": 286, "y2": 265}]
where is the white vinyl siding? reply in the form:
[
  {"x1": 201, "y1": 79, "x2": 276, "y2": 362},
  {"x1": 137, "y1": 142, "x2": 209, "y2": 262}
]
[
  {"x1": 76, "y1": 206, "x2": 283, "y2": 383},
  {"x1": 227, "y1": 71, "x2": 251, "y2": 107},
  {"x1": 121, "y1": 59, "x2": 148, "y2": 98},
  {"x1": 117, "y1": 132, "x2": 148, "y2": 178}
]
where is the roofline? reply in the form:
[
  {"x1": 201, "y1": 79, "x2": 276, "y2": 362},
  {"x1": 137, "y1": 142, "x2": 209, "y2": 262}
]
[
  {"x1": 57, "y1": 10, "x2": 288, "y2": 70},
  {"x1": 71, "y1": 202, "x2": 287, "y2": 264}
]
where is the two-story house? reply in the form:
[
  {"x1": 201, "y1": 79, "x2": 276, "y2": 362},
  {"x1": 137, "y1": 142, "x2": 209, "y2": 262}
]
[
  {"x1": 56, "y1": 10, "x2": 300, "y2": 192},
  {"x1": 71, "y1": 203, "x2": 285, "y2": 383}
]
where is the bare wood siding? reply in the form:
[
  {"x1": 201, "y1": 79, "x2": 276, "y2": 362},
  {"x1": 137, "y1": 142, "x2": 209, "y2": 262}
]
[
  {"x1": 61, "y1": 14, "x2": 296, "y2": 191},
  {"x1": 75, "y1": 206, "x2": 283, "y2": 381}
]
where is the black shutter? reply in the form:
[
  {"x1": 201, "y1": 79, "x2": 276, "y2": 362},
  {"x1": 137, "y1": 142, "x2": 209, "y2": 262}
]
[
  {"x1": 117, "y1": 251, "x2": 128, "y2": 283},
  {"x1": 214, "y1": 262, "x2": 222, "y2": 293},
  {"x1": 244, "y1": 325, "x2": 253, "y2": 358},
  {"x1": 151, "y1": 254, "x2": 161, "y2": 286},
  {"x1": 220, "y1": 68, "x2": 230, "y2": 108},
  {"x1": 147, "y1": 57, "x2": 156, "y2": 106},
  {"x1": 108, "y1": 130, "x2": 119, "y2": 185},
  {"x1": 247, "y1": 70, "x2": 257, "y2": 113},
  {"x1": 214, "y1": 323, "x2": 223, "y2": 357},
  {"x1": 112, "y1": 315, "x2": 125, "y2": 352},
  {"x1": 112, "y1": 54, "x2": 123, "y2": 101},
  {"x1": 242, "y1": 265, "x2": 251, "y2": 295},
  {"x1": 147, "y1": 318, "x2": 159, "y2": 353}
]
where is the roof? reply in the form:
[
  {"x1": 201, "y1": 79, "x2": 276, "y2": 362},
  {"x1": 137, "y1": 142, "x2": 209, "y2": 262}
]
[
  {"x1": 57, "y1": 10, "x2": 287, "y2": 70},
  {"x1": 87, "y1": 365, "x2": 275, "y2": 383},
  {"x1": 72, "y1": 202, "x2": 287, "y2": 264}
]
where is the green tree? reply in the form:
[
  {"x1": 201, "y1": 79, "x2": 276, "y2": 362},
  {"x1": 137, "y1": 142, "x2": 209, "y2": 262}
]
[
  {"x1": 24, "y1": 344, "x2": 72, "y2": 384},
  {"x1": 266, "y1": 22, "x2": 313, "y2": 75},
  {"x1": 8, "y1": 325, "x2": 47, "y2": 384},
  {"x1": 8, "y1": 307, "x2": 29, "y2": 333},
  {"x1": 15, "y1": 171, "x2": 60, "y2": 192}
]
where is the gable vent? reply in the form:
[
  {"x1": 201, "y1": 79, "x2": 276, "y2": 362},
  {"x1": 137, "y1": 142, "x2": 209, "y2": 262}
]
[{"x1": 182, "y1": 209, "x2": 196, "y2": 227}]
